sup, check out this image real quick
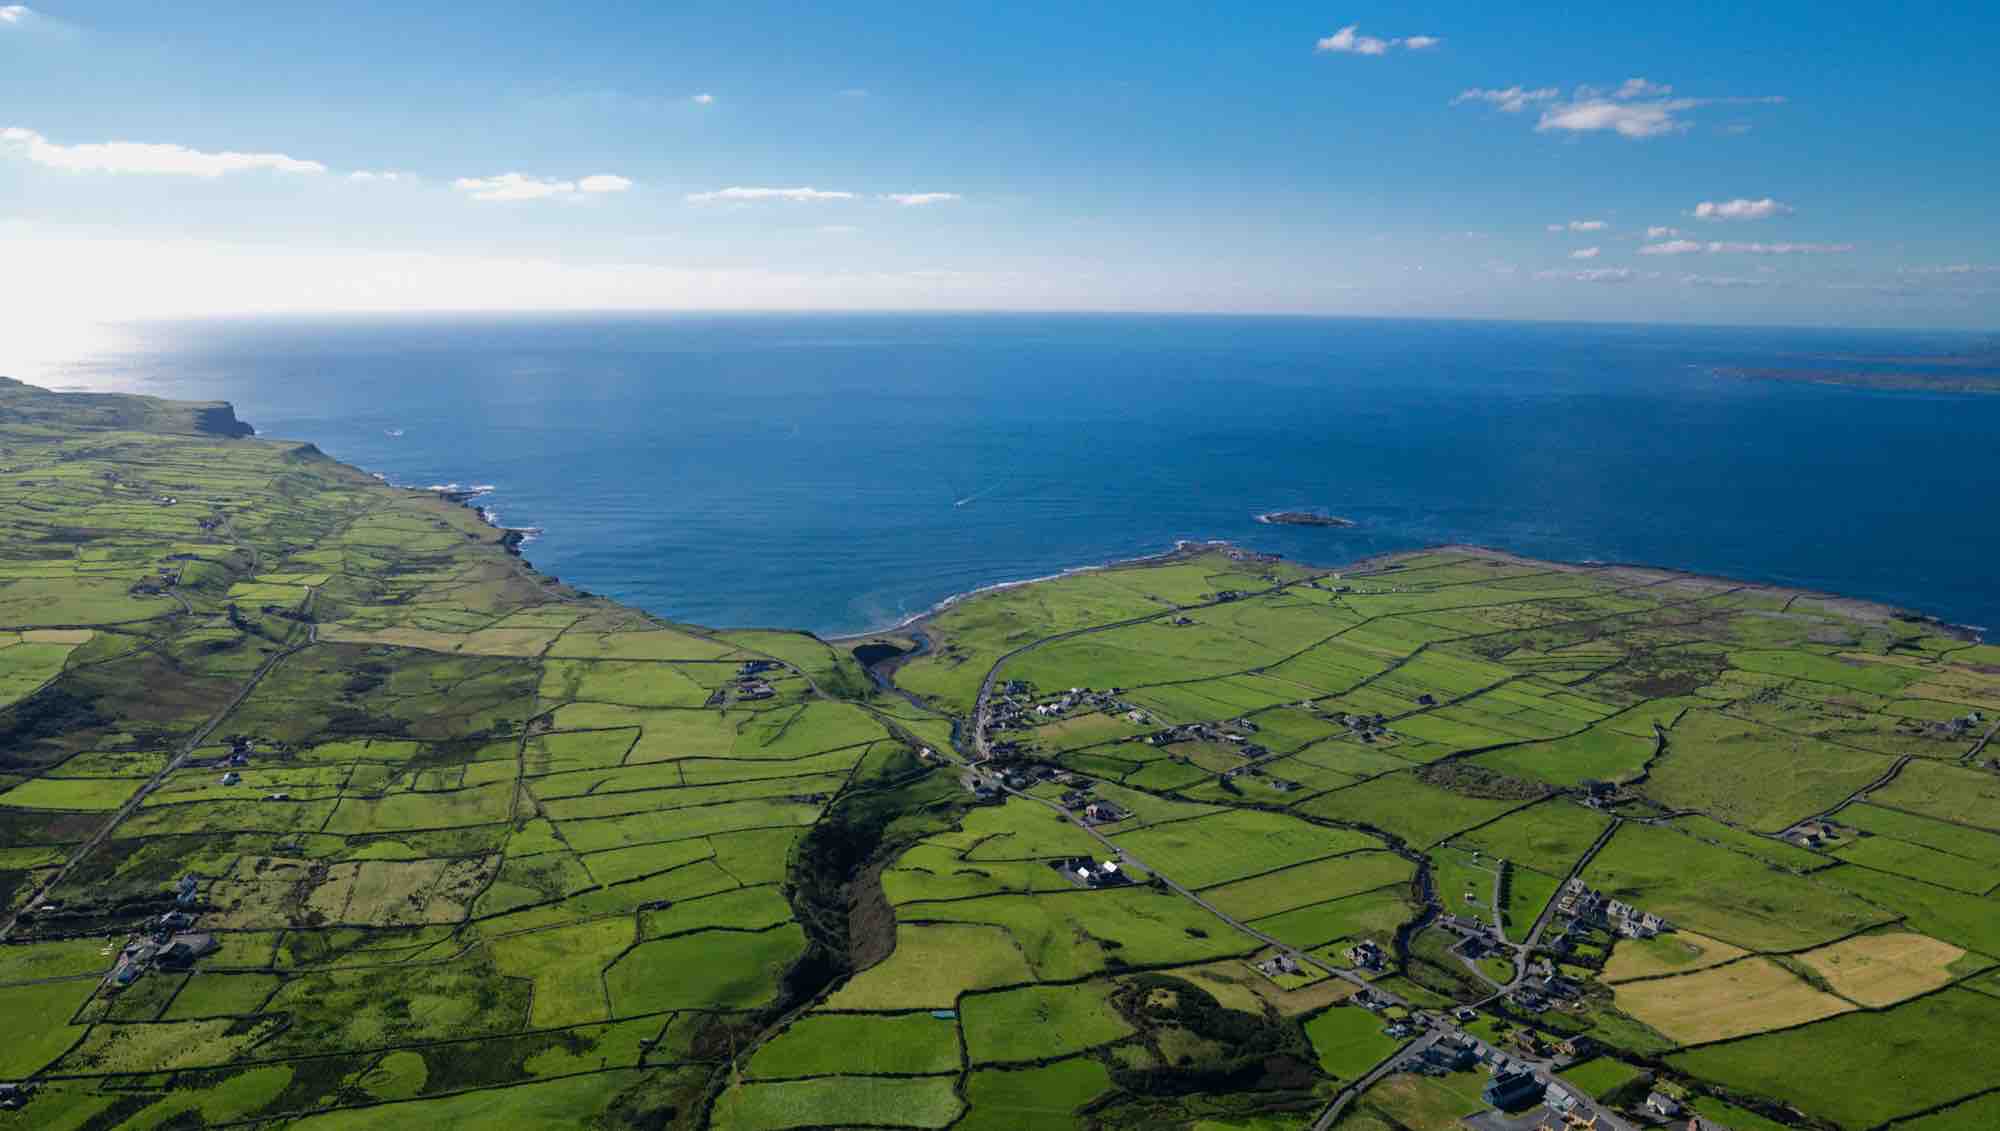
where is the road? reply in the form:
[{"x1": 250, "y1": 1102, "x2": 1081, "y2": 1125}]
[{"x1": 0, "y1": 620, "x2": 318, "y2": 942}]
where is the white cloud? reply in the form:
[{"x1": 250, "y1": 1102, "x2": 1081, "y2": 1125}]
[
  {"x1": 1693, "y1": 197, "x2": 1792, "y2": 221},
  {"x1": 1642, "y1": 237, "x2": 1850, "y2": 256},
  {"x1": 454, "y1": 173, "x2": 574, "y2": 201},
  {"x1": 1, "y1": 127, "x2": 326, "y2": 177},
  {"x1": 1317, "y1": 25, "x2": 1390, "y2": 55},
  {"x1": 1639, "y1": 239, "x2": 1705, "y2": 255},
  {"x1": 1569, "y1": 219, "x2": 1608, "y2": 232},
  {"x1": 1646, "y1": 225, "x2": 1679, "y2": 239},
  {"x1": 0, "y1": 5, "x2": 32, "y2": 24},
  {"x1": 1614, "y1": 77, "x2": 1672, "y2": 99},
  {"x1": 1537, "y1": 98, "x2": 1695, "y2": 139},
  {"x1": 1681, "y1": 274, "x2": 1769, "y2": 288},
  {"x1": 1535, "y1": 267, "x2": 1636, "y2": 283},
  {"x1": 686, "y1": 186, "x2": 856, "y2": 204},
  {"x1": 1707, "y1": 241, "x2": 1850, "y2": 255},
  {"x1": 1452, "y1": 86, "x2": 1559, "y2": 113},
  {"x1": 452, "y1": 172, "x2": 631, "y2": 201},
  {"x1": 1527, "y1": 89, "x2": 1785, "y2": 140},
  {"x1": 1316, "y1": 25, "x2": 1439, "y2": 55},
  {"x1": 692, "y1": 93, "x2": 715, "y2": 105},
  {"x1": 1569, "y1": 247, "x2": 1601, "y2": 259},
  {"x1": 348, "y1": 170, "x2": 410, "y2": 183},
  {"x1": 884, "y1": 192, "x2": 961, "y2": 206},
  {"x1": 1901, "y1": 263, "x2": 1999, "y2": 275}
]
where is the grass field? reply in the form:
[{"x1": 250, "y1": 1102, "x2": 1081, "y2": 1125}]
[
  {"x1": 1669, "y1": 988, "x2": 2000, "y2": 1129},
  {"x1": 5, "y1": 379, "x2": 1996, "y2": 1129},
  {"x1": 961, "y1": 980, "x2": 1135, "y2": 1064},
  {"x1": 1303, "y1": 1004, "x2": 1403, "y2": 1079}
]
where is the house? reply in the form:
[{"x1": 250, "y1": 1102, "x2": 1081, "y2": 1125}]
[
  {"x1": 1646, "y1": 1092, "x2": 1683, "y2": 1118},
  {"x1": 1417, "y1": 693, "x2": 1438, "y2": 707},
  {"x1": 157, "y1": 933, "x2": 218, "y2": 969},
  {"x1": 1544, "y1": 1081, "x2": 1578, "y2": 1112},
  {"x1": 175, "y1": 874, "x2": 200, "y2": 907},
  {"x1": 1483, "y1": 1069, "x2": 1544, "y2": 1111},
  {"x1": 1346, "y1": 940, "x2": 1386, "y2": 970},
  {"x1": 1256, "y1": 953, "x2": 1302, "y2": 978},
  {"x1": 219, "y1": 771, "x2": 241, "y2": 786},
  {"x1": 1083, "y1": 800, "x2": 1128, "y2": 824}
]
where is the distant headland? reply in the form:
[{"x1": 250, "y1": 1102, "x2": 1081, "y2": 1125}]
[{"x1": 1255, "y1": 510, "x2": 1356, "y2": 528}]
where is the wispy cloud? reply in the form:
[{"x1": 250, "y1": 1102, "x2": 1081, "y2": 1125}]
[
  {"x1": 884, "y1": 192, "x2": 961, "y2": 206},
  {"x1": 1642, "y1": 238, "x2": 1849, "y2": 255},
  {"x1": 1315, "y1": 25, "x2": 1440, "y2": 56},
  {"x1": 1452, "y1": 86, "x2": 1558, "y2": 113},
  {"x1": 0, "y1": 5, "x2": 33, "y2": 24},
  {"x1": 1569, "y1": 247, "x2": 1601, "y2": 260},
  {"x1": 692, "y1": 93, "x2": 715, "y2": 105},
  {"x1": 1457, "y1": 78, "x2": 1785, "y2": 139},
  {"x1": 1693, "y1": 197, "x2": 1792, "y2": 221},
  {"x1": 1536, "y1": 90, "x2": 1786, "y2": 139},
  {"x1": 1535, "y1": 267, "x2": 1637, "y2": 283},
  {"x1": 1646, "y1": 225, "x2": 1679, "y2": 239},
  {"x1": 1901, "y1": 263, "x2": 1999, "y2": 275},
  {"x1": 348, "y1": 170, "x2": 411, "y2": 183},
  {"x1": 1681, "y1": 274, "x2": 1770, "y2": 288},
  {"x1": 454, "y1": 172, "x2": 632, "y2": 201},
  {"x1": 1, "y1": 127, "x2": 326, "y2": 177},
  {"x1": 1546, "y1": 219, "x2": 1608, "y2": 233},
  {"x1": 686, "y1": 186, "x2": 856, "y2": 204},
  {"x1": 1708, "y1": 241, "x2": 1849, "y2": 255}
]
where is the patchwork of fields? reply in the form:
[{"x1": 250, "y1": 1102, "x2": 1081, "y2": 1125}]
[{"x1": 4, "y1": 375, "x2": 2000, "y2": 1130}]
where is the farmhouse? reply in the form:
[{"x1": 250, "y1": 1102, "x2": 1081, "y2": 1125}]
[
  {"x1": 157, "y1": 932, "x2": 218, "y2": 969},
  {"x1": 1083, "y1": 800, "x2": 1129, "y2": 824}
]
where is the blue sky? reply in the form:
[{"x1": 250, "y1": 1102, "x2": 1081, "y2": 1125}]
[{"x1": 1, "y1": 1, "x2": 1995, "y2": 330}]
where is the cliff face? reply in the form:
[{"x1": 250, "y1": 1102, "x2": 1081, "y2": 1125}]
[
  {"x1": 0, "y1": 376, "x2": 254, "y2": 437},
  {"x1": 193, "y1": 402, "x2": 256, "y2": 437}
]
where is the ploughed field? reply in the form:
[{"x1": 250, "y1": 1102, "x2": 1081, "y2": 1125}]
[{"x1": 3, "y1": 376, "x2": 2000, "y2": 1129}]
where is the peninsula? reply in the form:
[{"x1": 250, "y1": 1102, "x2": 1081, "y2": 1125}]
[
  {"x1": 3, "y1": 376, "x2": 1998, "y2": 1131},
  {"x1": 1256, "y1": 511, "x2": 1358, "y2": 528}
]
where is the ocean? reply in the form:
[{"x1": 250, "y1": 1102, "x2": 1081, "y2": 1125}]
[{"x1": 24, "y1": 313, "x2": 1999, "y2": 637}]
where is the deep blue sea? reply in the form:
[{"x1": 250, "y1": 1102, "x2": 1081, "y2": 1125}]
[{"x1": 28, "y1": 314, "x2": 1999, "y2": 637}]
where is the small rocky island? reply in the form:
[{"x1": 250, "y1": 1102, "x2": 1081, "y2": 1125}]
[{"x1": 1256, "y1": 510, "x2": 1356, "y2": 528}]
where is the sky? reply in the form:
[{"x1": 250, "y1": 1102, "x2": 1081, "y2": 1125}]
[{"x1": 1, "y1": 1, "x2": 1996, "y2": 334}]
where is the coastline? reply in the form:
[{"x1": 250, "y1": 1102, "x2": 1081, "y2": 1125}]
[{"x1": 141, "y1": 386, "x2": 1984, "y2": 649}]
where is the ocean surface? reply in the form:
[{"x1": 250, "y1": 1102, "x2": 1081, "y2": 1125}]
[{"x1": 23, "y1": 313, "x2": 1999, "y2": 637}]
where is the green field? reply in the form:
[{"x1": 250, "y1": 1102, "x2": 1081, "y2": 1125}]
[{"x1": 3, "y1": 377, "x2": 1994, "y2": 1128}]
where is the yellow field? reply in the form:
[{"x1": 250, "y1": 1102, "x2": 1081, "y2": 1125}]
[
  {"x1": 1795, "y1": 932, "x2": 1971, "y2": 1007},
  {"x1": 1166, "y1": 958, "x2": 1358, "y2": 1017},
  {"x1": 824, "y1": 923, "x2": 1035, "y2": 1010},
  {"x1": 1602, "y1": 930, "x2": 1750, "y2": 982},
  {"x1": 1614, "y1": 957, "x2": 1854, "y2": 1045}
]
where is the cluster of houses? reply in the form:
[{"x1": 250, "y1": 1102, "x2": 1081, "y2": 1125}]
[
  {"x1": 1140, "y1": 717, "x2": 1270, "y2": 758},
  {"x1": 1913, "y1": 710, "x2": 1983, "y2": 741},
  {"x1": 106, "y1": 893, "x2": 218, "y2": 991},
  {"x1": 1344, "y1": 939, "x2": 1387, "y2": 971},
  {"x1": 1555, "y1": 877, "x2": 1669, "y2": 939},
  {"x1": 706, "y1": 661, "x2": 780, "y2": 706},
  {"x1": 1783, "y1": 818, "x2": 1847, "y2": 850},
  {"x1": 1051, "y1": 856, "x2": 1131, "y2": 888},
  {"x1": 1058, "y1": 785, "x2": 1130, "y2": 825},
  {"x1": 1254, "y1": 951, "x2": 1305, "y2": 980}
]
